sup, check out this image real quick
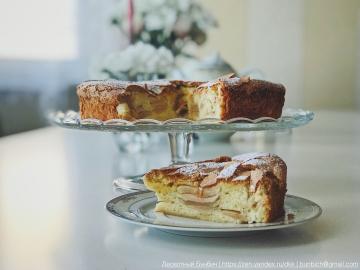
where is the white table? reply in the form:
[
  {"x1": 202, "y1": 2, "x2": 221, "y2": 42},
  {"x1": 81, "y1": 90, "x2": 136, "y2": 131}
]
[{"x1": 0, "y1": 111, "x2": 359, "y2": 270}]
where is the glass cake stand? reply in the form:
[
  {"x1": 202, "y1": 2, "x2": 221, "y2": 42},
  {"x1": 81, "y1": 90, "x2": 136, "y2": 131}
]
[{"x1": 48, "y1": 108, "x2": 314, "y2": 190}]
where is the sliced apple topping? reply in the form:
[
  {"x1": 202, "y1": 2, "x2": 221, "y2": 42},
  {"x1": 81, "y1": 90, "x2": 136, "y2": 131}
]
[
  {"x1": 178, "y1": 193, "x2": 219, "y2": 204},
  {"x1": 116, "y1": 103, "x2": 131, "y2": 115}
]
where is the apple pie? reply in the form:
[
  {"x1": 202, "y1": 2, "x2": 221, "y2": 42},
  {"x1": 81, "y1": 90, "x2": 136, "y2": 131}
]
[
  {"x1": 143, "y1": 153, "x2": 287, "y2": 224},
  {"x1": 77, "y1": 76, "x2": 285, "y2": 121}
]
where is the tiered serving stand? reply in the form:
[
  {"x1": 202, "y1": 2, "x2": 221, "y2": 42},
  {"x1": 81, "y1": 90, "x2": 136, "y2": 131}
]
[
  {"x1": 50, "y1": 108, "x2": 313, "y2": 189},
  {"x1": 50, "y1": 108, "x2": 313, "y2": 164},
  {"x1": 49, "y1": 108, "x2": 321, "y2": 236}
]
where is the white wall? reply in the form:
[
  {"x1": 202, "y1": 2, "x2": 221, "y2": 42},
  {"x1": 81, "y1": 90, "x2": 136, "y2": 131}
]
[{"x1": 246, "y1": 0, "x2": 304, "y2": 108}]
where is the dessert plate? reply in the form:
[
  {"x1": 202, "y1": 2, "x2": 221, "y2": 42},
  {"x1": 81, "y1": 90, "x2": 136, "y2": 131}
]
[{"x1": 106, "y1": 191, "x2": 322, "y2": 237}]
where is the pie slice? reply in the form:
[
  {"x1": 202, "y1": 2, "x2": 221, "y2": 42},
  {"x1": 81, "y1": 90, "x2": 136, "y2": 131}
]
[{"x1": 143, "y1": 153, "x2": 287, "y2": 223}]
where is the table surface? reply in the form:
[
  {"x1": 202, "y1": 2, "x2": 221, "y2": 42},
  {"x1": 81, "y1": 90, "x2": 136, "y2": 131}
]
[{"x1": 0, "y1": 111, "x2": 359, "y2": 270}]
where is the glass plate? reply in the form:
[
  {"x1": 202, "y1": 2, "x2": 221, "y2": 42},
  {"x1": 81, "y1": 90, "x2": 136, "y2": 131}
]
[
  {"x1": 48, "y1": 108, "x2": 314, "y2": 132},
  {"x1": 106, "y1": 191, "x2": 322, "y2": 237}
]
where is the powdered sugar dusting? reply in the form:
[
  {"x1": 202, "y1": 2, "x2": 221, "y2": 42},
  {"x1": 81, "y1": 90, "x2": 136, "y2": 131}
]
[
  {"x1": 156, "y1": 152, "x2": 285, "y2": 192},
  {"x1": 169, "y1": 161, "x2": 225, "y2": 176},
  {"x1": 233, "y1": 152, "x2": 270, "y2": 162},
  {"x1": 216, "y1": 162, "x2": 240, "y2": 179}
]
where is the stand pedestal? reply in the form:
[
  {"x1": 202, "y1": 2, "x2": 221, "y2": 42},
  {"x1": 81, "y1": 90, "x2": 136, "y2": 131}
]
[
  {"x1": 49, "y1": 109, "x2": 314, "y2": 192},
  {"x1": 168, "y1": 132, "x2": 192, "y2": 164}
]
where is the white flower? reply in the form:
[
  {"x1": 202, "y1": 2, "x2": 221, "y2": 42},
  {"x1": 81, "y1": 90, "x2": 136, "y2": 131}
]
[
  {"x1": 95, "y1": 42, "x2": 175, "y2": 79},
  {"x1": 154, "y1": 46, "x2": 174, "y2": 73},
  {"x1": 112, "y1": 0, "x2": 217, "y2": 52},
  {"x1": 177, "y1": 0, "x2": 191, "y2": 12},
  {"x1": 115, "y1": 0, "x2": 215, "y2": 32},
  {"x1": 143, "y1": 7, "x2": 177, "y2": 34},
  {"x1": 144, "y1": 13, "x2": 164, "y2": 31},
  {"x1": 103, "y1": 51, "x2": 132, "y2": 72}
]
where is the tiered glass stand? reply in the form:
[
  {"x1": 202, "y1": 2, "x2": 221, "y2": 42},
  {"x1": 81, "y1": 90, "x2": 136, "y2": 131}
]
[{"x1": 49, "y1": 108, "x2": 314, "y2": 190}]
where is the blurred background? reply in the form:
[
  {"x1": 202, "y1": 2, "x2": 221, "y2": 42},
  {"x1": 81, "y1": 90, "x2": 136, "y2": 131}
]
[{"x1": 0, "y1": 0, "x2": 359, "y2": 136}]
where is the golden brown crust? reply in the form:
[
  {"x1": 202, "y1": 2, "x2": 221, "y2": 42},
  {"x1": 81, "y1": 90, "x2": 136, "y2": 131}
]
[
  {"x1": 145, "y1": 152, "x2": 286, "y2": 191},
  {"x1": 232, "y1": 152, "x2": 287, "y2": 192},
  {"x1": 224, "y1": 79, "x2": 285, "y2": 120},
  {"x1": 197, "y1": 77, "x2": 285, "y2": 120}
]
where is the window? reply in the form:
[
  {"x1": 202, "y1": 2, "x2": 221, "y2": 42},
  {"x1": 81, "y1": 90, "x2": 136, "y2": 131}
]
[{"x1": 0, "y1": 0, "x2": 78, "y2": 60}]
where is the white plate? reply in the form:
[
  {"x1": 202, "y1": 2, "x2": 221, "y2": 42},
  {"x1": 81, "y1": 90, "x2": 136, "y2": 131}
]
[{"x1": 106, "y1": 191, "x2": 322, "y2": 237}]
